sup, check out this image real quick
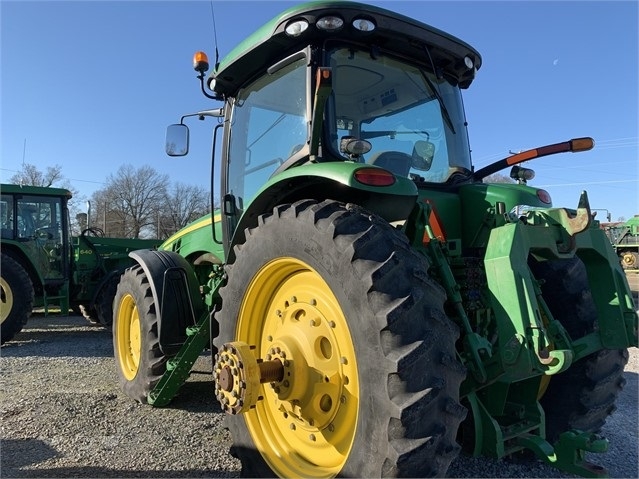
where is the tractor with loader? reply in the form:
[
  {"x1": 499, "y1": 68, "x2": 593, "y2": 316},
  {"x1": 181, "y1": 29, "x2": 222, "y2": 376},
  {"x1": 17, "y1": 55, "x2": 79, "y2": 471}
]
[
  {"x1": 0, "y1": 183, "x2": 161, "y2": 344},
  {"x1": 112, "y1": 2, "x2": 638, "y2": 477}
]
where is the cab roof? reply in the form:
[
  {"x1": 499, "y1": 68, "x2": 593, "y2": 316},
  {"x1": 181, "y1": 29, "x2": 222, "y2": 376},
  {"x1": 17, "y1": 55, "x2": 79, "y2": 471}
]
[
  {"x1": 210, "y1": 1, "x2": 482, "y2": 97},
  {"x1": 1, "y1": 183, "x2": 72, "y2": 199}
]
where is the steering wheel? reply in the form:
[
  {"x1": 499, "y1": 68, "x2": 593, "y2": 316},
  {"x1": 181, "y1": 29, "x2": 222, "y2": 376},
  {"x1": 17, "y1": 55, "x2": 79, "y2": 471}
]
[{"x1": 81, "y1": 227, "x2": 105, "y2": 237}]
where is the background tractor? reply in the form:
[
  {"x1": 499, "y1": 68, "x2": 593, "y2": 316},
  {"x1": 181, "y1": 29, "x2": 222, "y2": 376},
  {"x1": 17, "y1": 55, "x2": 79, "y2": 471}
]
[
  {"x1": 112, "y1": 2, "x2": 638, "y2": 477},
  {"x1": 601, "y1": 215, "x2": 639, "y2": 269},
  {"x1": 0, "y1": 183, "x2": 161, "y2": 344}
]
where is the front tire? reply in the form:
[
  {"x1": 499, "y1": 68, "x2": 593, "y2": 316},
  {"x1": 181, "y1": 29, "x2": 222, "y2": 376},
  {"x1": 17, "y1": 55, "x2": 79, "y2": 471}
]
[
  {"x1": 215, "y1": 200, "x2": 466, "y2": 478},
  {"x1": 96, "y1": 274, "x2": 120, "y2": 327},
  {"x1": 113, "y1": 265, "x2": 167, "y2": 403},
  {"x1": 1, "y1": 253, "x2": 34, "y2": 344},
  {"x1": 530, "y1": 256, "x2": 628, "y2": 441}
]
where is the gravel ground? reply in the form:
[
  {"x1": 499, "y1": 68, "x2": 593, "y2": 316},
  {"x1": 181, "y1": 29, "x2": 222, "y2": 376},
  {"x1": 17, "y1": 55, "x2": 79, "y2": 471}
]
[{"x1": 1, "y1": 280, "x2": 637, "y2": 478}]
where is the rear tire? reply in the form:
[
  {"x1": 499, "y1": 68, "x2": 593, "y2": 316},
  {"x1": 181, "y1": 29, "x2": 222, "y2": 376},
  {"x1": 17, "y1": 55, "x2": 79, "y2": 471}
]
[
  {"x1": 113, "y1": 265, "x2": 167, "y2": 403},
  {"x1": 530, "y1": 256, "x2": 628, "y2": 441},
  {"x1": 1, "y1": 253, "x2": 34, "y2": 344},
  {"x1": 215, "y1": 199, "x2": 466, "y2": 478}
]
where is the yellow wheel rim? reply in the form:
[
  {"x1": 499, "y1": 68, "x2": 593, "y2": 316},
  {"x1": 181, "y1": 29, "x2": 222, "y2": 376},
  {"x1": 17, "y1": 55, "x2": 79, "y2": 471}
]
[
  {"x1": 237, "y1": 258, "x2": 359, "y2": 478},
  {"x1": 116, "y1": 293, "x2": 141, "y2": 381},
  {"x1": 0, "y1": 277, "x2": 13, "y2": 324}
]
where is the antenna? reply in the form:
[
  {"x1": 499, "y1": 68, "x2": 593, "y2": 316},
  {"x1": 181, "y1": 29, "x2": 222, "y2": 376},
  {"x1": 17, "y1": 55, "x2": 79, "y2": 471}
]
[
  {"x1": 21, "y1": 138, "x2": 26, "y2": 186},
  {"x1": 209, "y1": 1, "x2": 220, "y2": 70}
]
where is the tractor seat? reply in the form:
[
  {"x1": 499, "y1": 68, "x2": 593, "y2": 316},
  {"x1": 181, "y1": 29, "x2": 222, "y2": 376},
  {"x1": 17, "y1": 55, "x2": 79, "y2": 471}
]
[{"x1": 368, "y1": 151, "x2": 411, "y2": 177}]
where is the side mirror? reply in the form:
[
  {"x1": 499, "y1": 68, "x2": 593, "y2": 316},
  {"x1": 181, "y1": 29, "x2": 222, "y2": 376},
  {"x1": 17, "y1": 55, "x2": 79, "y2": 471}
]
[
  {"x1": 411, "y1": 140, "x2": 435, "y2": 171},
  {"x1": 165, "y1": 124, "x2": 190, "y2": 156}
]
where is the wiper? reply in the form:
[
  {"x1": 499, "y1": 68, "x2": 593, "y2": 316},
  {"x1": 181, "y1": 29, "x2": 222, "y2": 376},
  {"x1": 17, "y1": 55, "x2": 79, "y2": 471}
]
[
  {"x1": 420, "y1": 43, "x2": 456, "y2": 134},
  {"x1": 421, "y1": 73, "x2": 456, "y2": 134}
]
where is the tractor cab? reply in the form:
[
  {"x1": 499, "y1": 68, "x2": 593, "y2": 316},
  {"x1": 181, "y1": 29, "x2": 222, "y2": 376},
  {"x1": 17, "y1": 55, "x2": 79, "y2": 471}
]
[
  {"x1": 221, "y1": 42, "x2": 475, "y2": 202},
  {"x1": 169, "y1": 1, "x2": 481, "y2": 255},
  {"x1": 1, "y1": 186, "x2": 70, "y2": 282}
]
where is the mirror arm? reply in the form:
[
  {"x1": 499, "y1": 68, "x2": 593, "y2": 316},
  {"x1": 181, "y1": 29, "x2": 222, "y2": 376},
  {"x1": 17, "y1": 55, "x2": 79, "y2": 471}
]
[{"x1": 198, "y1": 73, "x2": 219, "y2": 101}]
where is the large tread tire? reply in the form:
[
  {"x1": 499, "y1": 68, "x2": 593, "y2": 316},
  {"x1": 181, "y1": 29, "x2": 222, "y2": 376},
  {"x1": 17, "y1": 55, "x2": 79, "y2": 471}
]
[
  {"x1": 113, "y1": 265, "x2": 167, "y2": 403},
  {"x1": 215, "y1": 199, "x2": 466, "y2": 478},
  {"x1": 96, "y1": 274, "x2": 120, "y2": 327},
  {"x1": 530, "y1": 256, "x2": 628, "y2": 441},
  {"x1": 1, "y1": 253, "x2": 34, "y2": 344}
]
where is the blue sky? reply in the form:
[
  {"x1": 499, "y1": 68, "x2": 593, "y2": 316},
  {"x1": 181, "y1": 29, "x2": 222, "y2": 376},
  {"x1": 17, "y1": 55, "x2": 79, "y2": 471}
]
[{"x1": 1, "y1": 0, "x2": 637, "y2": 221}]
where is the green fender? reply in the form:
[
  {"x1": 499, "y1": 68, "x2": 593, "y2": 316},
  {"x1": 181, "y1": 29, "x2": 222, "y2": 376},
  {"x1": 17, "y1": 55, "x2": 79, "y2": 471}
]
[
  {"x1": 128, "y1": 249, "x2": 206, "y2": 355},
  {"x1": 229, "y1": 161, "x2": 418, "y2": 261}
]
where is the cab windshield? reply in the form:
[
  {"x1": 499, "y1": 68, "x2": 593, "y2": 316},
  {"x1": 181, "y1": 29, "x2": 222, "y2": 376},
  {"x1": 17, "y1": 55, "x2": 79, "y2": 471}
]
[{"x1": 327, "y1": 46, "x2": 472, "y2": 183}]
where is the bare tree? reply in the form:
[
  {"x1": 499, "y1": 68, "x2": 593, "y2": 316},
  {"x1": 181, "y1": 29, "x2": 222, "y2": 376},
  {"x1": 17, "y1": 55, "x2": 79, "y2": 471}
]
[
  {"x1": 483, "y1": 173, "x2": 514, "y2": 183},
  {"x1": 157, "y1": 182, "x2": 210, "y2": 238},
  {"x1": 10, "y1": 163, "x2": 65, "y2": 188},
  {"x1": 9, "y1": 163, "x2": 87, "y2": 234},
  {"x1": 93, "y1": 165, "x2": 169, "y2": 238}
]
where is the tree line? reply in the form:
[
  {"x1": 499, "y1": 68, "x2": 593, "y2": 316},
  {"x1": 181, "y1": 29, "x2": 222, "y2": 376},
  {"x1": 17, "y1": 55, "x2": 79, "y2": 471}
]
[
  {"x1": 6, "y1": 164, "x2": 519, "y2": 240},
  {"x1": 9, "y1": 163, "x2": 211, "y2": 239}
]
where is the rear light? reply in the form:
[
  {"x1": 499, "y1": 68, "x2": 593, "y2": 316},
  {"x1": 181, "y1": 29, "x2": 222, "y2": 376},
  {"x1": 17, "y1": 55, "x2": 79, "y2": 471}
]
[
  {"x1": 352, "y1": 18, "x2": 375, "y2": 32},
  {"x1": 537, "y1": 189, "x2": 552, "y2": 204},
  {"x1": 510, "y1": 165, "x2": 535, "y2": 182},
  {"x1": 316, "y1": 15, "x2": 344, "y2": 31},
  {"x1": 285, "y1": 19, "x2": 309, "y2": 36},
  {"x1": 354, "y1": 168, "x2": 396, "y2": 186}
]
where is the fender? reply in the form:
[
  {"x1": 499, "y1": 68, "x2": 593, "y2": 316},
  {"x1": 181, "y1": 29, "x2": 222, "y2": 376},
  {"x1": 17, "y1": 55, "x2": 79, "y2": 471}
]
[
  {"x1": 128, "y1": 249, "x2": 206, "y2": 355},
  {"x1": 228, "y1": 162, "x2": 418, "y2": 262}
]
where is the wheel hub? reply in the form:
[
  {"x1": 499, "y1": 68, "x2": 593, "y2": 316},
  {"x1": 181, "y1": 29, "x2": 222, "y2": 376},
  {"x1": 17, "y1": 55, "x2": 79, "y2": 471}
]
[
  {"x1": 213, "y1": 293, "x2": 350, "y2": 431},
  {"x1": 213, "y1": 341, "x2": 282, "y2": 415}
]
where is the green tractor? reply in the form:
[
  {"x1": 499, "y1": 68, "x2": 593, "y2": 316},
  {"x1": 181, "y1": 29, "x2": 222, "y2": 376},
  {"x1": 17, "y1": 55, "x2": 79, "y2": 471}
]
[
  {"x1": 112, "y1": 2, "x2": 638, "y2": 477},
  {"x1": 0, "y1": 183, "x2": 161, "y2": 344},
  {"x1": 601, "y1": 216, "x2": 639, "y2": 269}
]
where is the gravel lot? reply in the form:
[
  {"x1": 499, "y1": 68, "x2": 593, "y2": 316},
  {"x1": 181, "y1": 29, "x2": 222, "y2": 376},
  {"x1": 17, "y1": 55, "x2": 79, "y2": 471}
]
[{"x1": 1, "y1": 277, "x2": 637, "y2": 478}]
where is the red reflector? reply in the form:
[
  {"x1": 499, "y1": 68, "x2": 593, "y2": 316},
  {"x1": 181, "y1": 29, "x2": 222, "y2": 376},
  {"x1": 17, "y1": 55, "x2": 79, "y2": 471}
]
[
  {"x1": 537, "y1": 189, "x2": 552, "y2": 204},
  {"x1": 354, "y1": 168, "x2": 396, "y2": 186}
]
